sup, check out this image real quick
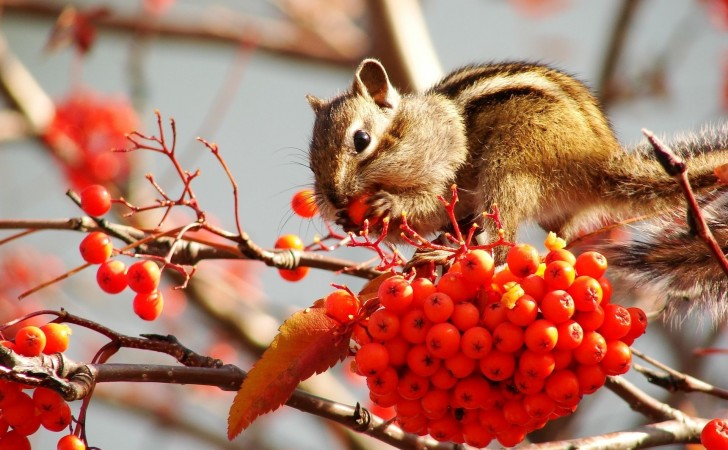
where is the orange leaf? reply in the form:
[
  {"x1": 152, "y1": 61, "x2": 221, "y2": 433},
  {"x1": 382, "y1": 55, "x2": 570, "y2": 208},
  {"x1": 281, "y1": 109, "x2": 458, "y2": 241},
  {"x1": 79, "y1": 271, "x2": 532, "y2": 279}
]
[{"x1": 227, "y1": 305, "x2": 351, "y2": 439}]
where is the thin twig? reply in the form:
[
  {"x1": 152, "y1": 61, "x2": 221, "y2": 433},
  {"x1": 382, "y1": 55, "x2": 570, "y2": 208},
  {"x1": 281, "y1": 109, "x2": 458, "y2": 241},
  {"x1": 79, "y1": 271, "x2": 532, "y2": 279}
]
[{"x1": 642, "y1": 128, "x2": 728, "y2": 278}]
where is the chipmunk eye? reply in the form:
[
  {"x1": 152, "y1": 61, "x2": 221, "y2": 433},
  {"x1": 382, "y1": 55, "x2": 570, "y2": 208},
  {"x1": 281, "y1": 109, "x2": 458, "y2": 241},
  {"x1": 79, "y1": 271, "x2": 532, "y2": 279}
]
[{"x1": 353, "y1": 130, "x2": 371, "y2": 153}]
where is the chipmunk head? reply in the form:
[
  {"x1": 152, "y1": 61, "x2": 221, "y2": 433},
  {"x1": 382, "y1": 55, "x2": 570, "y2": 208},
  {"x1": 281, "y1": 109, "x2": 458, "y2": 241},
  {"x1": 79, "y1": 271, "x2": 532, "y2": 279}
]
[
  {"x1": 306, "y1": 59, "x2": 468, "y2": 237},
  {"x1": 306, "y1": 59, "x2": 401, "y2": 220}
]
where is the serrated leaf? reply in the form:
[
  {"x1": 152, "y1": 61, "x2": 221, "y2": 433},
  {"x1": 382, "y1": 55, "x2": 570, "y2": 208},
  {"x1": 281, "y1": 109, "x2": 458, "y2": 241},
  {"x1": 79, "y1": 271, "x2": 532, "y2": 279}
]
[{"x1": 227, "y1": 305, "x2": 351, "y2": 440}]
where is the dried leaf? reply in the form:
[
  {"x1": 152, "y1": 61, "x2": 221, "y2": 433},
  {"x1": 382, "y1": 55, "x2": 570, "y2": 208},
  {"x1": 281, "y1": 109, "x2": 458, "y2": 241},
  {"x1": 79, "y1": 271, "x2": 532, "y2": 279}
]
[{"x1": 227, "y1": 305, "x2": 351, "y2": 439}]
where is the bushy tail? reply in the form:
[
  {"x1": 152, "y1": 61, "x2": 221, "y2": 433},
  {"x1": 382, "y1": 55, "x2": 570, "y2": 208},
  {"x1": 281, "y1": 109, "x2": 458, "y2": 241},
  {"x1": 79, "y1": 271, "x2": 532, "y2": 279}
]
[{"x1": 585, "y1": 125, "x2": 728, "y2": 322}]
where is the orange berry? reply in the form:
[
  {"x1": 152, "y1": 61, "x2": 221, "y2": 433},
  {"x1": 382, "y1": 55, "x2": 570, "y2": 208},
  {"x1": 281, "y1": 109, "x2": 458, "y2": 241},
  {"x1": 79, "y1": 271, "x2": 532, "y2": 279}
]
[
  {"x1": 14, "y1": 325, "x2": 46, "y2": 357},
  {"x1": 543, "y1": 260, "x2": 576, "y2": 290},
  {"x1": 0, "y1": 430, "x2": 30, "y2": 450},
  {"x1": 291, "y1": 188, "x2": 318, "y2": 218},
  {"x1": 356, "y1": 343, "x2": 389, "y2": 376},
  {"x1": 278, "y1": 267, "x2": 309, "y2": 282},
  {"x1": 133, "y1": 290, "x2": 164, "y2": 321},
  {"x1": 574, "y1": 251, "x2": 608, "y2": 278},
  {"x1": 460, "y1": 249, "x2": 495, "y2": 287},
  {"x1": 126, "y1": 260, "x2": 161, "y2": 294},
  {"x1": 397, "y1": 371, "x2": 430, "y2": 400},
  {"x1": 540, "y1": 290, "x2": 575, "y2": 324},
  {"x1": 568, "y1": 276, "x2": 603, "y2": 312},
  {"x1": 410, "y1": 277, "x2": 436, "y2": 309},
  {"x1": 406, "y1": 344, "x2": 441, "y2": 377},
  {"x1": 544, "y1": 248, "x2": 576, "y2": 266},
  {"x1": 96, "y1": 259, "x2": 128, "y2": 294},
  {"x1": 436, "y1": 271, "x2": 476, "y2": 303},
  {"x1": 599, "y1": 304, "x2": 632, "y2": 340},
  {"x1": 444, "y1": 352, "x2": 477, "y2": 378},
  {"x1": 423, "y1": 292, "x2": 454, "y2": 323},
  {"x1": 493, "y1": 322, "x2": 524, "y2": 353},
  {"x1": 367, "y1": 308, "x2": 400, "y2": 341},
  {"x1": 274, "y1": 234, "x2": 304, "y2": 250},
  {"x1": 544, "y1": 369, "x2": 580, "y2": 404},
  {"x1": 479, "y1": 350, "x2": 516, "y2": 381},
  {"x1": 453, "y1": 375, "x2": 491, "y2": 409},
  {"x1": 573, "y1": 331, "x2": 607, "y2": 365},
  {"x1": 324, "y1": 289, "x2": 360, "y2": 323},
  {"x1": 506, "y1": 243, "x2": 541, "y2": 277},
  {"x1": 524, "y1": 319, "x2": 558, "y2": 353},
  {"x1": 378, "y1": 275, "x2": 414, "y2": 313},
  {"x1": 505, "y1": 295, "x2": 538, "y2": 326},
  {"x1": 600, "y1": 340, "x2": 632, "y2": 375},
  {"x1": 518, "y1": 349, "x2": 555, "y2": 379},
  {"x1": 79, "y1": 231, "x2": 113, "y2": 264},
  {"x1": 57, "y1": 434, "x2": 87, "y2": 450},
  {"x1": 366, "y1": 366, "x2": 399, "y2": 395},
  {"x1": 399, "y1": 309, "x2": 432, "y2": 344},
  {"x1": 555, "y1": 320, "x2": 584, "y2": 351},
  {"x1": 41, "y1": 323, "x2": 72, "y2": 354},
  {"x1": 576, "y1": 363, "x2": 607, "y2": 394}
]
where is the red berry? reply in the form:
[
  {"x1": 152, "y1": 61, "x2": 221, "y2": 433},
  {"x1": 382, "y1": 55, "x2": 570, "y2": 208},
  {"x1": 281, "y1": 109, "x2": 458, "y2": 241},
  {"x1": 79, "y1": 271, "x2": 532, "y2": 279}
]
[
  {"x1": 356, "y1": 343, "x2": 389, "y2": 376},
  {"x1": 378, "y1": 276, "x2": 413, "y2": 313},
  {"x1": 423, "y1": 292, "x2": 454, "y2": 323},
  {"x1": 291, "y1": 188, "x2": 318, "y2": 218},
  {"x1": 133, "y1": 290, "x2": 164, "y2": 321},
  {"x1": 0, "y1": 430, "x2": 31, "y2": 450},
  {"x1": 600, "y1": 340, "x2": 632, "y2": 375},
  {"x1": 79, "y1": 231, "x2": 113, "y2": 264},
  {"x1": 14, "y1": 325, "x2": 46, "y2": 356},
  {"x1": 274, "y1": 235, "x2": 309, "y2": 282},
  {"x1": 701, "y1": 418, "x2": 728, "y2": 450},
  {"x1": 460, "y1": 326, "x2": 493, "y2": 359},
  {"x1": 599, "y1": 304, "x2": 631, "y2": 340},
  {"x1": 460, "y1": 249, "x2": 495, "y2": 287},
  {"x1": 524, "y1": 319, "x2": 558, "y2": 353},
  {"x1": 96, "y1": 259, "x2": 128, "y2": 294},
  {"x1": 450, "y1": 302, "x2": 479, "y2": 331},
  {"x1": 324, "y1": 289, "x2": 360, "y2": 323},
  {"x1": 367, "y1": 308, "x2": 400, "y2": 341},
  {"x1": 126, "y1": 260, "x2": 161, "y2": 294},
  {"x1": 57, "y1": 434, "x2": 87, "y2": 450},
  {"x1": 80, "y1": 184, "x2": 112, "y2": 216},
  {"x1": 436, "y1": 270, "x2": 476, "y2": 303},
  {"x1": 540, "y1": 290, "x2": 575, "y2": 324},
  {"x1": 277, "y1": 267, "x2": 310, "y2": 282},
  {"x1": 425, "y1": 322, "x2": 461, "y2": 359},
  {"x1": 573, "y1": 331, "x2": 607, "y2": 365}
]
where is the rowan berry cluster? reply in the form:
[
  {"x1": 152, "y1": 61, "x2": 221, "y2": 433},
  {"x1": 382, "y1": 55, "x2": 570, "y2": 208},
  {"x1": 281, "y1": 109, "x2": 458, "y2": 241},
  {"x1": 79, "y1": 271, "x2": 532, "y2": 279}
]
[
  {"x1": 325, "y1": 235, "x2": 647, "y2": 447},
  {"x1": 0, "y1": 326, "x2": 85, "y2": 449},
  {"x1": 77, "y1": 185, "x2": 165, "y2": 321}
]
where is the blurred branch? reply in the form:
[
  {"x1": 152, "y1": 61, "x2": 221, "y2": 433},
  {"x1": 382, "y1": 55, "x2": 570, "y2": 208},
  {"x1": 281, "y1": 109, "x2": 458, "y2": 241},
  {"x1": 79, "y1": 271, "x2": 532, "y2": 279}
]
[
  {"x1": 597, "y1": 0, "x2": 643, "y2": 106},
  {"x1": 519, "y1": 418, "x2": 706, "y2": 449},
  {"x1": 366, "y1": 0, "x2": 442, "y2": 92},
  {"x1": 1, "y1": 0, "x2": 367, "y2": 65},
  {"x1": 0, "y1": 31, "x2": 54, "y2": 134}
]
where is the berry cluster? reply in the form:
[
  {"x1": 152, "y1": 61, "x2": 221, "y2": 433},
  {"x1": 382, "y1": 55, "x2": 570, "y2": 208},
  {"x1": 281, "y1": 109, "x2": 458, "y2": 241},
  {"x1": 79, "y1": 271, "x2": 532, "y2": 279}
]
[
  {"x1": 77, "y1": 184, "x2": 165, "y2": 321},
  {"x1": 328, "y1": 236, "x2": 646, "y2": 447},
  {"x1": 0, "y1": 326, "x2": 85, "y2": 449}
]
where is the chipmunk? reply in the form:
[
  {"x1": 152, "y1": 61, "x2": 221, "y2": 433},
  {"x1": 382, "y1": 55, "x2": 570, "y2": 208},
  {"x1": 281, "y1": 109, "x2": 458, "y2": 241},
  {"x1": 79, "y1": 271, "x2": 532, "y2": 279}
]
[{"x1": 306, "y1": 58, "x2": 728, "y2": 320}]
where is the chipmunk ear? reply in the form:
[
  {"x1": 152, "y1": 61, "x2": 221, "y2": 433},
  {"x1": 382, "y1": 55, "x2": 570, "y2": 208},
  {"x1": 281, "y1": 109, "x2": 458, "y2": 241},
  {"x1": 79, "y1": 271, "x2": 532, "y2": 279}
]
[
  {"x1": 306, "y1": 94, "x2": 326, "y2": 114},
  {"x1": 353, "y1": 59, "x2": 400, "y2": 109}
]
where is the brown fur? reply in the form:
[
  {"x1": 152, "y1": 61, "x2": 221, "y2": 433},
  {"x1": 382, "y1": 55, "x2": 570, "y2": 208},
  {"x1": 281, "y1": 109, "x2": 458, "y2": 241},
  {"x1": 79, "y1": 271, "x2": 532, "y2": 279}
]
[{"x1": 307, "y1": 59, "x2": 728, "y2": 318}]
